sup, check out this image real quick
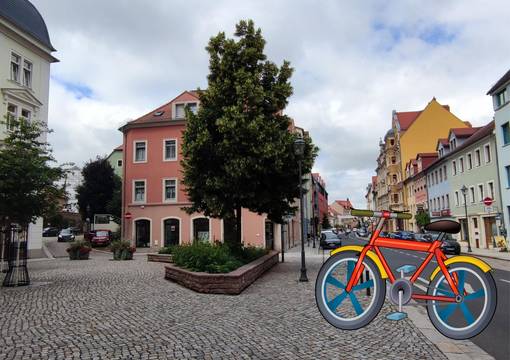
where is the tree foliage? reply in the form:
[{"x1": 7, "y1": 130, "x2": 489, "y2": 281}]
[
  {"x1": 415, "y1": 210, "x2": 431, "y2": 230},
  {"x1": 76, "y1": 157, "x2": 117, "y2": 220},
  {"x1": 181, "y1": 20, "x2": 317, "y2": 246},
  {"x1": 321, "y1": 214, "x2": 331, "y2": 229},
  {"x1": 0, "y1": 117, "x2": 64, "y2": 227}
]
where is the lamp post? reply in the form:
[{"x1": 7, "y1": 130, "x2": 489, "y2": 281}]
[
  {"x1": 86, "y1": 204, "x2": 92, "y2": 233},
  {"x1": 460, "y1": 185, "x2": 472, "y2": 252},
  {"x1": 294, "y1": 137, "x2": 308, "y2": 282}
]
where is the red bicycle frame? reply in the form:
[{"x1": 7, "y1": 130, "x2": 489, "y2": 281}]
[{"x1": 345, "y1": 215, "x2": 460, "y2": 303}]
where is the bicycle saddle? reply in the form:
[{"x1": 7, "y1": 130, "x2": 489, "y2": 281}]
[{"x1": 424, "y1": 220, "x2": 461, "y2": 234}]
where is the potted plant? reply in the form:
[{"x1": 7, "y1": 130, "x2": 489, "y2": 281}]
[
  {"x1": 66, "y1": 240, "x2": 91, "y2": 260},
  {"x1": 111, "y1": 240, "x2": 136, "y2": 260}
]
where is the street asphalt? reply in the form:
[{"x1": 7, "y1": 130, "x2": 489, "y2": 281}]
[{"x1": 343, "y1": 232, "x2": 510, "y2": 360}]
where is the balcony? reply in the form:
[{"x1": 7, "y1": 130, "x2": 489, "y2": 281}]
[{"x1": 387, "y1": 163, "x2": 399, "y2": 173}]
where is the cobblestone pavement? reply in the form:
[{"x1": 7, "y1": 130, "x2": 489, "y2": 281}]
[{"x1": 0, "y1": 250, "x2": 449, "y2": 359}]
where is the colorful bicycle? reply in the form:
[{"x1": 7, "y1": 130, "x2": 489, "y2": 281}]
[{"x1": 315, "y1": 209, "x2": 497, "y2": 340}]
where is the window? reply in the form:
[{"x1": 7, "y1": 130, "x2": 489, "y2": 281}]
[
  {"x1": 21, "y1": 109, "x2": 31, "y2": 120},
  {"x1": 446, "y1": 194, "x2": 450, "y2": 209},
  {"x1": 467, "y1": 153, "x2": 472, "y2": 170},
  {"x1": 435, "y1": 171, "x2": 438, "y2": 184},
  {"x1": 478, "y1": 184, "x2": 484, "y2": 202},
  {"x1": 134, "y1": 141, "x2": 146, "y2": 162},
  {"x1": 443, "y1": 166, "x2": 447, "y2": 180},
  {"x1": 439, "y1": 168, "x2": 443, "y2": 182},
  {"x1": 393, "y1": 194, "x2": 399, "y2": 203},
  {"x1": 23, "y1": 60, "x2": 32, "y2": 88},
  {"x1": 459, "y1": 157, "x2": 464, "y2": 173},
  {"x1": 164, "y1": 139, "x2": 177, "y2": 161},
  {"x1": 470, "y1": 186, "x2": 475, "y2": 203},
  {"x1": 488, "y1": 181, "x2": 495, "y2": 199},
  {"x1": 117, "y1": 159, "x2": 122, "y2": 167},
  {"x1": 484, "y1": 144, "x2": 491, "y2": 163},
  {"x1": 433, "y1": 198, "x2": 437, "y2": 211},
  {"x1": 495, "y1": 89, "x2": 507, "y2": 107},
  {"x1": 507, "y1": 166, "x2": 510, "y2": 188},
  {"x1": 6, "y1": 103, "x2": 17, "y2": 129},
  {"x1": 452, "y1": 161, "x2": 457, "y2": 175},
  {"x1": 163, "y1": 179, "x2": 177, "y2": 201},
  {"x1": 473, "y1": 217, "x2": 478, "y2": 229},
  {"x1": 392, "y1": 174, "x2": 397, "y2": 184},
  {"x1": 192, "y1": 218, "x2": 210, "y2": 242},
  {"x1": 441, "y1": 195, "x2": 445, "y2": 209},
  {"x1": 455, "y1": 191, "x2": 459, "y2": 206},
  {"x1": 475, "y1": 149, "x2": 481, "y2": 167},
  {"x1": 175, "y1": 104, "x2": 185, "y2": 119},
  {"x1": 391, "y1": 156, "x2": 396, "y2": 164},
  {"x1": 503, "y1": 122, "x2": 510, "y2": 145},
  {"x1": 10, "y1": 53, "x2": 20, "y2": 82},
  {"x1": 390, "y1": 139, "x2": 394, "y2": 146},
  {"x1": 133, "y1": 180, "x2": 146, "y2": 203},
  {"x1": 187, "y1": 102, "x2": 198, "y2": 114}
]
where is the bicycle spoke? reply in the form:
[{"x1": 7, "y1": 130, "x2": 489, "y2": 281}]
[
  {"x1": 457, "y1": 270, "x2": 465, "y2": 293},
  {"x1": 348, "y1": 292, "x2": 364, "y2": 315},
  {"x1": 459, "y1": 303, "x2": 475, "y2": 325},
  {"x1": 352, "y1": 279, "x2": 373, "y2": 291},
  {"x1": 327, "y1": 291, "x2": 348, "y2": 312},
  {"x1": 436, "y1": 283, "x2": 455, "y2": 297},
  {"x1": 326, "y1": 274, "x2": 345, "y2": 289},
  {"x1": 438, "y1": 303, "x2": 457, "y2": 321},
  {"x1": 346, "y1": 260, "x2": 355, "y2": 281},
  {"x1": 464, "y1": 289, "x2": 485, "y2": 301}
]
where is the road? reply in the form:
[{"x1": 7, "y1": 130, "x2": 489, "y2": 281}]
[{"x1": 342, "y1": 233, "x2": 510, "y2": 360}]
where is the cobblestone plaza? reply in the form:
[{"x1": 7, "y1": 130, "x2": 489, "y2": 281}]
[{"x1": 0, "y1": 252, "x2": 449, "y2": 360}]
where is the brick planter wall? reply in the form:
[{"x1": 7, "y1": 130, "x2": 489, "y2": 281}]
[
  {"x1": 147, "y1": 253, "x2": 173, "y2": 263},
  {"x1": 164, "y1": 250, "x2": 278, "y2": 295}
]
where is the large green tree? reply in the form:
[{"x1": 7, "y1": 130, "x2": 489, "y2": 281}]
[
  {"x1": 182, "y1": 20, "x2": 317, "y2": 247},
  {"x1": 76, "y1": 157, "x2": 118, "y2": 221},
  {"x1": 0, "y1": 117, "x2": 64, "y2": 229}
]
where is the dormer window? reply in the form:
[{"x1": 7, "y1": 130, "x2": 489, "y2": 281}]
[
  {"x1": 174, "y1": 102, "x2": 198, "y2": 119},
  {"x1": 154, "y1": 111, "x2": 164, "y2": 116},
  {"x1": 450, "y1": 138, "x2": 457, "y2": 150}
]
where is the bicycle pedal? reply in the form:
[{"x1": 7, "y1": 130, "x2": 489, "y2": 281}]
[
  {"x1": 396, "y1": 265, "x2": 416, "y2": 275},
  {"x1": 386, "y1": 312, "x2": 407, "y2": 321}
]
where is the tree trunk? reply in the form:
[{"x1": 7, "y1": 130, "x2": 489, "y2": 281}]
[
  {"x1": 223, "y1": 212, "x2": 237, "y2": 248},
  {"x1": 235, "y1": 205, "x2": 242, "y2": 248}
]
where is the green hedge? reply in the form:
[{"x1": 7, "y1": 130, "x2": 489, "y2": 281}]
[
  {"x1": 158, "y1": 245, "x2": 176, "y2": 255},
  {"x1": 172, "y1": 242, "x2": 268, "y2": 273}
]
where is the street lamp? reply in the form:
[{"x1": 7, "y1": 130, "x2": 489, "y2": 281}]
[
  {"x1": 86, "y1": 204, "x2": 92, "y2": 233},
  {"x1": 294, "y1": 137, "x2": 308, "y2": 282},
  {"x1": 460, "y1": 185, "x2": 472, "y2": 253}
]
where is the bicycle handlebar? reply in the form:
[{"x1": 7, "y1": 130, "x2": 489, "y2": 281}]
[{"x1": 350, "y1": 209, "x2": 412, "y2": 220}]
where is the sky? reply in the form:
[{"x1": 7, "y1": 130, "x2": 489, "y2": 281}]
[{"x1": 32, "y1": 0, "x2": 510, "y2": 208}]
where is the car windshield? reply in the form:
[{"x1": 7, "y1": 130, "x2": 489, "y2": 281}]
[
  {"x1": 60, "y1": 229, "x2": 71, "y2": 235},
  {"x1": 96, "y1": 231, "x2": 109, "y2": 236},
  {"x1": 322, "y1": 232, "x2": 338, "y2": 239}
]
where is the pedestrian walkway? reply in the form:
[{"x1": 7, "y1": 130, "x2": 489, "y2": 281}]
[{"x1": 460, "y1": 243, "x2": 510, "y2": 261}]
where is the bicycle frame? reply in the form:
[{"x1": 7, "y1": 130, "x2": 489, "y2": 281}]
[{"x1": 345, "y1": 216, "x2": 460, "y2": 303}]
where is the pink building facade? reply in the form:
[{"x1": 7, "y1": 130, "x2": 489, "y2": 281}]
[{"x1": 119, "y1": 91, "x2": 292, "y2": 249}]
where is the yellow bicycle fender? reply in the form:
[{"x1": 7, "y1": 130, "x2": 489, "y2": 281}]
[
  {"x1": 330, "y1": 245, "x2": 388, "y2": 279},
  {"x1": 429, "y1": 256, "x2": 492, "y2": 281}
]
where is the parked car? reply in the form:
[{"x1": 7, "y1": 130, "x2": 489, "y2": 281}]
[
  {"x1": 441, "y1": 238, "x2": 461, "y2": 255},
  {"x1": 42, "y1": 227, "x2": 59, "y2": 237},
  {"x1": 57, "y1": 228, "x2": 75, "y2": 242},
  {"x1": 414, "y1": 233, "x2": 433, "y2": 242},
  {"x1": 320, "y1": 230, "x2": 342, "y2": 249},
  {"x1": 90, "y1": 230, "x2": 112, "y2": 247},
  {"x1": 66, "y1": 226, "x2": 82, "y2": 235},
  {"x1": 379, "y1": 231, "x2": 389, "y2": 238},
  {"x1": 356, "y1": 228, "x2": 369, "y2": 237}
]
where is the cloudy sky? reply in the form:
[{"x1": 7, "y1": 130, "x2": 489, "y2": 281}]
[{"x1": 33, "y1": 0, "x2": 510, "y2": 208}]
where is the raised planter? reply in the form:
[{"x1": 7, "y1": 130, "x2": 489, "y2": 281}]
[
  {"x1": 147, "y1": 253, "x2": 173, "y2": 263},
  {"x1": 164, "y1": 250, "x2": 278, "y2": 295}
]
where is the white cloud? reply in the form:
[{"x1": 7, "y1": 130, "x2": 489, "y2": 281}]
[{"x1": 32, "y1": 0, "x2": 510, "y2": 208}]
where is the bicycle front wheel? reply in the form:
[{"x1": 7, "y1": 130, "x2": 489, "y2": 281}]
[
  {"x1": 315, "y1": 251, "x2": 386, "y2": 330},
  {"x1": 427, "y1": 263, "x2": 497, "y2": 339}
]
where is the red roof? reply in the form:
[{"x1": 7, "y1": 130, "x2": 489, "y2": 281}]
[
  {"x1": 395, "y1": 103, "x2": 451, "y2": 131},
  {"x1": 127, "y1": 90, "x2": 200, "y2": 126},
  {"x1": 417, "y1": 152, "x2": 438, "y2": 158},
  {"x1": 450, "y1": 127, "x2": 481, "y2": 138},
  {"x1": 334, "y1": 200, "x2": 353, "y2": 209},
  {"x1": 437, "y1": 138, "x2": 449, "y2": 146}
]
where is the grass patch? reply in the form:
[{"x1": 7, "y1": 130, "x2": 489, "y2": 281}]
[{"x1": 171, "y1": 242, "x2": 268, "y2": 273}]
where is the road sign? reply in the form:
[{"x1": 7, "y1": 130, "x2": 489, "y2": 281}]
[
  {"x1": 483, "y1": 197, "x2": 493, "y2": 206},
  {"x1": 484, "y1": 206, "x2": 493, "y2": 213}
]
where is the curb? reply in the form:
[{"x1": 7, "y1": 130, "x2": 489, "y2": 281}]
[
  {"x1": 460, "y1": 251, "x2": 510, "y2": 262},
  {"x1": 406, "y1": 304, "x2": 494, "y2": 359}
]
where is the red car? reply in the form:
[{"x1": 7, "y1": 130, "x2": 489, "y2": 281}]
[{"x1": 89, "y1": 230, "x2": 112, "y2": 246}]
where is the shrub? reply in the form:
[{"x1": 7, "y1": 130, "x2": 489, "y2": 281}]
[
  {"x1": 158, "y1": 246, "x2": 175, "y2": 255},
  {"x1": 66, "y1": 240, "x2": 91, "y2": 253},
  {"x1": 171, "y1": 242, "x2": 267, "y2": 273},
  {"x1": 110, "y1": 240, "x2": 136, "y2": 254}
]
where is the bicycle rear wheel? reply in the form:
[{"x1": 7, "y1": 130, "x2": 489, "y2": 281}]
[
  {"x1": 426, "y1": 263, "x2": 497, "y2": 339},
  {"x1": 315, "y1": 251, "x2": 386, "y2": 330}
]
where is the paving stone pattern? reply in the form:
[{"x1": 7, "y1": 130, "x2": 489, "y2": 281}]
[{"x1": 0, "y1": 251, "x2": 448, "y2": 359}]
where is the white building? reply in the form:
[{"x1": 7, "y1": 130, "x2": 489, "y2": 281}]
[
  {"x1": 55, "y1": 166, "x2": 82, "y2": 213},
  {"x1": 1, "y1": 0, "x2": 58, "y2": 256},
  {"x1": 487, "y1": 70, "x2": 510, "y2": 247}
]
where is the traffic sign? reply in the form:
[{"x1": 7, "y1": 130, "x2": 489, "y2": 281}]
[
  {"x1": 125, "y1": 212, "x2": 132, "y2": 219},
  {"x1": 483, "y1": 197, "x2": 493, "y2": 206}
]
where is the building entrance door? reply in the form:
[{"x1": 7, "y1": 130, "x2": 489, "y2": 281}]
[
  {"x1": 483, "y1": 217, "x2": 496, "y2": 249},
  {"x1": 135, "y1": 219, "x2": 150, "y2": 247},
  {"x1": 163, "y1": 219, "x2": 180, "y2": 246}
]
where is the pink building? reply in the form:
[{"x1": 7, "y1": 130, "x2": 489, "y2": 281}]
[{"x1": 119, "y1": 91, "x2": 292, "y2": 249}]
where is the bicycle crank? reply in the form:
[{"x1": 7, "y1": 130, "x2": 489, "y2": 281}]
[{"x1": 389, "y1": 278, "x2": 413, "y2": 306}]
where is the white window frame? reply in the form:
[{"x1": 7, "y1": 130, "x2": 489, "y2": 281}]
[
  {"x1": 467, "y1": 152, "x2": 472, "y2": 170},
  {"x1": 21, "y1": 108, "x2": 31, "y2": 120},
  {"x1": 133, "y1": 179, "x2": 146, "y2": 204},
  {"x1": 10, "y1": 52, "x2": 21, "y2": 83},
  {"x1": 443, "y1": 165, "x2": 447, "y2": 180},
  {"x1": 477, "y1": 183, "x2": 484, "y2": 202},
  {"x1": 172, "y1": 101, "x2": 199, "y2": 120},
  {"x1": 474, "y1": 148, "x2": 481, "y2": 167},
  {"x1": 162, "y1": 178, "x2": 178, "y2": 202},
  {"x1": 133, "y1": 140, "x2": 147, "y2": 163},
  {"x1": 459, "y1": 157, "x2": 464, "y2": 173},
  {"x1": 483, "y1": 143, "x2": 492, "y2": 164},
  {"x1": 452, "y1": 161, "x2": 457, "y2": 176},
  {"x1": 469, "y1": 186, "x2": 475, "y2": 203},
  {"x1": 487, "y1": 181, "x2": 495, "y2": 200},
  {"x1": 23, "y1": 58, "x2": 32, "y2": 88},
  {"x1": 455, "y1": 191, "x2": 459, "y2": 207},
  {"x1": 117, "y1": 159, "x2": 122, "y2": 167},
  {"x1": 163, "y1": 138, "x2": 178, "y2": 161}
]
